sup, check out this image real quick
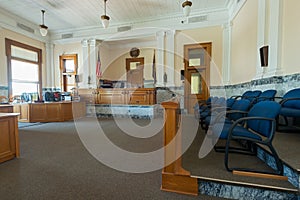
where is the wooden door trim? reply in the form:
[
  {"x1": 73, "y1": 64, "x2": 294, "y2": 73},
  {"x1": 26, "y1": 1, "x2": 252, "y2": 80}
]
[{"x1": 184, "y1": 43, "x2": 212, "y2": 113}]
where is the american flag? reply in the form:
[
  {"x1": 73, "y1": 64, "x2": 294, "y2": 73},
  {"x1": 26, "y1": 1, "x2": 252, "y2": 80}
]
[
  {"x1": 152, "y1": 49, "x2": 156, "y2": 84},
  {"x1": 96, "y1": 52, "x2": 102, "y2": 78}
]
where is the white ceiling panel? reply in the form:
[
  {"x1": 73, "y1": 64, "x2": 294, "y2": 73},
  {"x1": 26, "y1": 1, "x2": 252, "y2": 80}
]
[{"x1": 0, "y1": 0, "x2": 230, "y2": 34}]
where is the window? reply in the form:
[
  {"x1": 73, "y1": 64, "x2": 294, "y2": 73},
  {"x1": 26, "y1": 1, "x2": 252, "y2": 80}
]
[{"x1": 6, "y1": 38, "x2": 42, "y2": 100}]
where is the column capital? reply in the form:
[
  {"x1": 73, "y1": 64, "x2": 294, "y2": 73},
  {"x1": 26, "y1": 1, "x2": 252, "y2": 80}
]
[
  {"x1": 156, "y1": 31, "x2": 166, "y2": 38},
  {"x1": 222, "y1": 22, "x2": 233, "y2": 30},
  {"x1": 81, "y1": 39, "x2": 88, "y2": 47},
  {"x1": 165, "y1": 30, "x2": 176, "y2": 36},
  {"x1": 89, "y1": 38, "x2": 96, "y2": 46}
]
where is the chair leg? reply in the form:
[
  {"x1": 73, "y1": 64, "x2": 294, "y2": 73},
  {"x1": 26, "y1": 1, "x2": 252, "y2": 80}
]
[
  {"x1": 267, "y1": 144, "x2": 283, "y2": 175},
  {"x1": 224, "y1": 140, "x2": 283, "y2": 175}
]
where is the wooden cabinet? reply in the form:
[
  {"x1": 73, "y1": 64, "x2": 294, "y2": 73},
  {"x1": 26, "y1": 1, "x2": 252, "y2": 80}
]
[
  {"x1": 128, "y1": 89, "x2": 156, "y2": 105},
  {"x1": 13, "y1": 104, "x2": 29, "y2": 122},
  {"x1": 13, "y1": 102, "x2": 86, "y2": 122},
  {"x1": 0, "y1": 105, "x2": 13, "y2": 113},
  {"x1": 0, "y1": 113, "x2": 19, "y2": 163},
  {"x1": 79, "y1": 88, "x2": 156, "y2": 105},
  {"x1": 98, "y1": 89, "x2": 126, "y2": 104},
  {"x1": 30, "y1": 103, "x2": 61, "y2": 122}
]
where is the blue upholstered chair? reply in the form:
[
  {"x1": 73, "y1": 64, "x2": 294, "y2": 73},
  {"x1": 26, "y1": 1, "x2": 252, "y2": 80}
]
[
  {"x1": 202, "y1": 99, "x2": 251, "y2": 131},
  {"x1": 211, "y1": 101, "x2": 283, "y2": 175},
  {"x1": 255, "y1": 89, "x2": 277, "y2": 104},
  {"x1": 277, "y1": 88, "x2": 300, "y2": 131},
  {"x1": 230, "y1": 90, "x2": 252, "y2": 100}
]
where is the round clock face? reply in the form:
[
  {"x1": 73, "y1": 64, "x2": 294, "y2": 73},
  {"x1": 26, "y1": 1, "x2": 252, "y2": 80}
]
[{"x1": 130, "y1": 47, "x2": 140, "y2": 58}]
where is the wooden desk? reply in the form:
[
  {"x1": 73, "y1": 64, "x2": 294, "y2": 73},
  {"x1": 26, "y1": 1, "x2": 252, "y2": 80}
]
[
  {"x1": 0, "y1": 113, "x2": 19, "y2": 163},
  {"x1": 0, "y1": 104, "x2": 13, "y2": 113},
  {"x1": 13, "y1": 101, "x2": 86, "y2": 122}
]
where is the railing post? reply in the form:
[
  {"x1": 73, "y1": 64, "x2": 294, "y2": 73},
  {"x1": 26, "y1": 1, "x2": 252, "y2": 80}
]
[{"x1": 161, "y1": 99, "x2": 198, "y2": 196}]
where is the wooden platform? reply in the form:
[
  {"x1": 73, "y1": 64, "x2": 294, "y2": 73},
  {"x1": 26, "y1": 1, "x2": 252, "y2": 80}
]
[{"x1": 180, "y1": 114, "x2": 300, "y2": 199}]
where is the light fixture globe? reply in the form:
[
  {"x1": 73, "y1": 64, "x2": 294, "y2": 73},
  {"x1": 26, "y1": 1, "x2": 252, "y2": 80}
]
[
  {"x1": 39, "y1": 10, "x2": 48, "y2": 36},
  {"x1": 39, "y1": 24, "x2": 48, "y2": 36},
  {"x1": 182, "y1": 0, "x2": 192, "y2": 17},
  {"x1": 101, "y1": 15, "x2": 110, "y2": 29},
  {"x1": 101, "y1": 0, "x2": 110, "y2": 28}
]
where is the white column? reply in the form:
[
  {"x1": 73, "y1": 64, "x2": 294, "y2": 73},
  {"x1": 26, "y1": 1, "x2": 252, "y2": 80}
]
[
  {"x1": 165, "y1": 30, "x2": 176, "y2": 87},
  {"x1": 255, "y1": 0, "x2": 267, "y2": 79},
  {"x1": 266, "y1": 0, "x2": 283, "y2": 77},
  {"x1": 89, "y1": 39, "x2": 97, "y2": 88},
  {"x1": 156, "y1": 31, "x2": 165, "y2": 87},
  {"x1": 81, "y1": 39, "x2": 89, "y2": 88},
  {"x1": 45, "y1": 42, "x2": 54, "y2": 89},
  {"x1": 222, "y1": 23, "x2": 232, "y2": 85}
]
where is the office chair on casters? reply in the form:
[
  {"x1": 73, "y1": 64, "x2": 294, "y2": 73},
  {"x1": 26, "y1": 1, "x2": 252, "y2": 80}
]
[{"x1": 211, "y1": 101, "x2": 283, "y2": 175}]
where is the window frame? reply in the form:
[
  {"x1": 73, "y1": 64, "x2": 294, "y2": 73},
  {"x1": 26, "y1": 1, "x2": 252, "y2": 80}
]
[{"x1": 5, "y1": 38, "x2": 42, "y2": 100}]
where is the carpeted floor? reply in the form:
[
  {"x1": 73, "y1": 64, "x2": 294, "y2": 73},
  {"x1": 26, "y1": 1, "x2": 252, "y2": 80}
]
[
  {"x1": 182, "y1": 128, "x2": 296, "y2": 191},
  {"x1": 0, "y1": 117, "x2": 226, "y2": 200}
]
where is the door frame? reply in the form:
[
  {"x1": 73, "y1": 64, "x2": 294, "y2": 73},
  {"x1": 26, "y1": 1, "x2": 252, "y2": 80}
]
[{"x1": 184, "y1": 42, "x2": 212, "y2": 113}]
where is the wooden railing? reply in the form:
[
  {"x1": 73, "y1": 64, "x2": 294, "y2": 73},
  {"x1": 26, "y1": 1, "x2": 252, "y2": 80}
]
[{"x1": 161, "y1": 99, "x2": 198, "y2": 195}]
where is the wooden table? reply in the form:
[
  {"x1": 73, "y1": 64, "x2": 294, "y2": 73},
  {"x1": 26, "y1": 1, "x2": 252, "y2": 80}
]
[{"x1": 0, "y1": 113, "x2": 19, "y2": 163}]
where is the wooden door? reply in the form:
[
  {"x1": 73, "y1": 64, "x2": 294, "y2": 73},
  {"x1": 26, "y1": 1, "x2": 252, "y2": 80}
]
[
  {"x1": 126, "y1": 58, "x2": 144, "y2": 88},
  {"x1": 184, "y1": 43, "x2": 211, "y2": 114},
  {"x1": 60, "y1": 54, "x2": 78, "y2": 92}
]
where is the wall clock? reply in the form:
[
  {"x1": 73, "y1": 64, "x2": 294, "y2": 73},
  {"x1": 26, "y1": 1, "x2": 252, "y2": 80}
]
[{"x1": 130, "y1": 47, "x2": 140, "y2": 58}]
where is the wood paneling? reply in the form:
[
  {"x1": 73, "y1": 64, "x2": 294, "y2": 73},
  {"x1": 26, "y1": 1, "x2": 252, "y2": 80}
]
[
  {"x1": 0, "y1": 105, "x2": 13, "y2": 113},
  {"x1": 13, "y1": 102, "x2": 86, "y2": 122},
  {"x1": 13, "y1": 104, "x2": 29, "y2": 122},
  {"x1": 79, "y1": 88, "x2": 156, "y2": 105},
  {"x1": 0, "y1": 113, "x2": 19, "y2": 163}
]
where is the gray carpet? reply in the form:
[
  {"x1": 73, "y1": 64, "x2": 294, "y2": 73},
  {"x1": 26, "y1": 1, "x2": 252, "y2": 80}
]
[{"x1": 0, "y1": 117, "x2": 225, "y2": 200}]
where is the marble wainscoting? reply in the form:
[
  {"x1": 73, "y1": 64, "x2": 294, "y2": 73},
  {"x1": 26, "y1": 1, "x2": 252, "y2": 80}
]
[
  {"x1": 199, "y1": 180, "x2": 297, "y2": 200},
  {"x1": 256, "y1": 146, "x2": 300, "y2": 189},
  {"x1": 86, "y1": 104, "x2": 163, "y2": 119},
  {"x1": 210, "y1": 73, "x2": 300, "y2": 98}
]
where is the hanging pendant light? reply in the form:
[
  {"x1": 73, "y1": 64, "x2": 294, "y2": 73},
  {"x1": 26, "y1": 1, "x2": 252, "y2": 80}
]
[
  {"x1": 182, "y1": 0, "x2": 192, "y2": 17},
  {"x1": 39, "y1": 10, "x2": 48, "y2": 36},
  {"x1": 101, "y1": 0, "x2": 110, "y2": 28}
]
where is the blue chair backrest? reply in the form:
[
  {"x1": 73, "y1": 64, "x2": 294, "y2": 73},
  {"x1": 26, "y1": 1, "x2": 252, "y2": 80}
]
[
  {"x1": 241, "y1": 91, "x2": 252, "y2": 99},
  {"x1": 282, "y1": 88, "x2": 300, "y2": 109},
  {"x1": 244, "y1": 90, "x2": 262, "y2": 103},
  {"x1": 226, "y1": 98, "x2": 235, "y2": 108},
  {"x1": 247, "y1": 101, "x2": 281, "y2": 137},
  {"x1": 257, "y1": 89, "x2": 277, "y2": 102},
  {"x1": 228, "y1": 99, "x2": 251, "y2": 121}
]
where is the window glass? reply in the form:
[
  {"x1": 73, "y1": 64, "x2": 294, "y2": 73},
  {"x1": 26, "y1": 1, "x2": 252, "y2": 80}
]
[
  {"x1": 11, "y1": 60, "x2": 39, "y2": 82},
  {"x1": 188, "y1": 48, "x2": 205, "y2": 66},
  {"x1": 11, "y1": 45, "x2": 38, "y2": 62},
  {"x1": 65, "y1": 59, "x2": 76, "y2": 73},
  {"x1": 12, "y1": 82, "x2": 38, "y2": 95},
  {"x1": 191, "y1": 72, "x2": 202, "y2": 94}
]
